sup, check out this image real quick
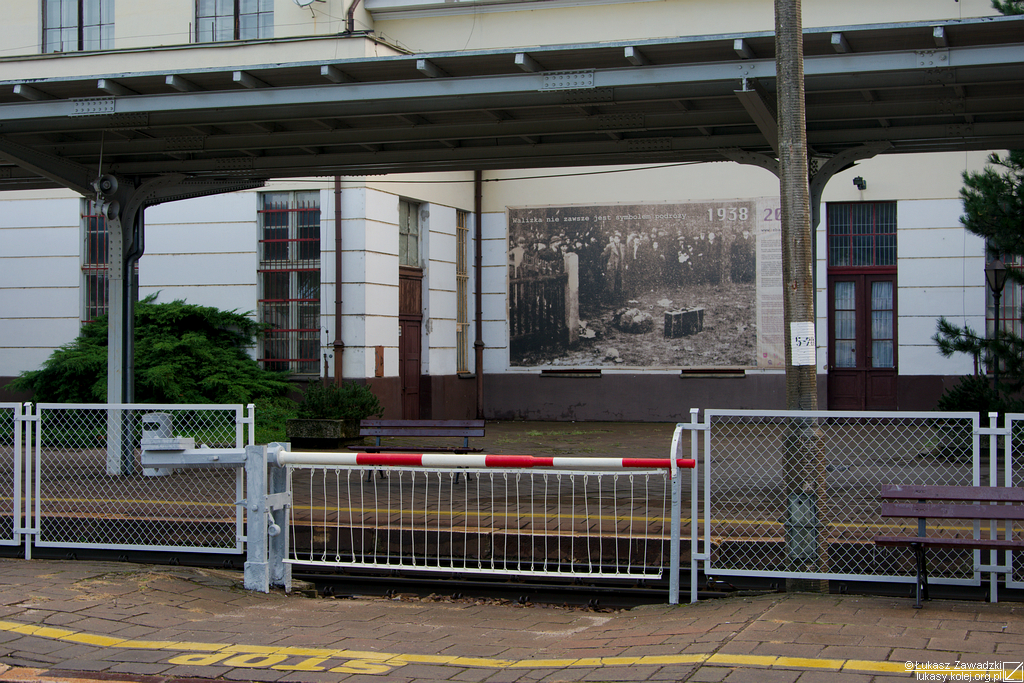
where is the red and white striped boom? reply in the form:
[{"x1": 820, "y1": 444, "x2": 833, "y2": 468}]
[{"x1": 276, "y1": 451, "x2": 695, "y2": 470}]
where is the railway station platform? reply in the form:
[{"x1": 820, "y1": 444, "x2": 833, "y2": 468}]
[{"x1": 0, "y1": 558, "x2": 1022, "y2": 683}]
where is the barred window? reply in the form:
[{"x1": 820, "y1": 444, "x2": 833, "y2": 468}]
[
  {"x1": 456, "y1": 209, "x2": 470, "y2": 373},
  {"x1": 43, "y1": 0, "x2": 114, "y2": 53},
  {"x1": 82, "y1": 200, "x2": 108, "y2": 323},
  {"x1": 258, "y1": 191, "x2": 321, "y2": 375},
  {"x1": 827, "y1": 202, "x2": 897, "y2": 267},
  {"x1": 196, "y1": 0, "x2": 273, "y2": 42}
]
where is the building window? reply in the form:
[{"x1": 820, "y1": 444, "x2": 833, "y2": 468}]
[
  {"x1": 43, "y1": 0, "x2": 114, "y2": 53},
  {"x1": 827, "y1": 202, "x2": 897, "y2": 267},
  {"x1": 258, "y1": 191, "x2": 321, "y2": 375},
  {"x1": 456, "y1": 209, "x2": 470, "y2": 373},
  {"x1": 195, "y1": 0, "x2": 273, "y2": 43},
  {"x1": 399, "y1": 199, "x2": 420, "y2": 268},
  {"x1": 82, "y1": 200, "x2": 108, "y2": 323}
]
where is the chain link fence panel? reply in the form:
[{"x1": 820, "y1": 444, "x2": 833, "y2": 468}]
[
  {"x1": 0, "y1": 404, "x2": 22, "y2": 546},
  {"x1": 33, "y1": 404, "x2": 246, "y2": 553},
  {"x1": 703, "y1": 410, "x2": 980, "y2": 584}
]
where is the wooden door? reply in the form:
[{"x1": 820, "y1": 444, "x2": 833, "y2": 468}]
[
  {"x1": 398, "y1": 266, "x2": 423, "y2": 419},
  {"x1": 827, "y1": 274, "x2": 897, "y2": 410}
]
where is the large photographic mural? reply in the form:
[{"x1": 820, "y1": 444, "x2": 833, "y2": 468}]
[{"x1": 507, "y1": 198, "x2": 783, "y2": 369}]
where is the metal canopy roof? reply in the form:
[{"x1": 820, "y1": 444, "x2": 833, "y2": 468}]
[{"x1": 1, "y1": 15, "x2": 1022, "y2": 193}]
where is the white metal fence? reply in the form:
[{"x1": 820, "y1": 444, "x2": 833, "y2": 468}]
[
  {"x1": 3, "y1": 403, "x2": 1022, "y2": 603},
  {"x1": 682, "y1": 410, "x2": 1021, "y2": 596},
  {"x1": 8, "y1": 403, "x2": 252, "y2": 555},
  {"x1": 0, "y1": 403, "x2": 24, "y2": 547},
  {"x1": 285, "y1": 464, "x2": 673, "y2": 579}
]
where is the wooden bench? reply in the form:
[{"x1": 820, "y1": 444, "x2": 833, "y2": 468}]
[
  {"x1": 356, "y1": 419, "x2": 485, "y2": 453},
  {"x1": 874, "y1": 484, "x2": 1024, "y2": 607},
  {"x1": 354, "y1": 419, "x2": 485, "y2": 482}
]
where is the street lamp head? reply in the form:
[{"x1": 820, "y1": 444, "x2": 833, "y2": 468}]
[{"x1": 986, "y1": 259, "x2": 1008, "y2": 294}]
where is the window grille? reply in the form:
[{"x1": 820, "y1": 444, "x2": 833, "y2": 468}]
[
  {"x1": 196, "y1": 0, "x2": 273, "y2": 42},
  {"x1": 827, "y1": 202, "x2": 897, "y2": 267},
  {"x1": 456, "y1": 210, "x2": 469, "y2": 373},
  {"x1": 43, "y1": 0, "x2": 114, "y2": 53},
  {"x1": 258, "y1": 192, "x2": 321, "y2": 375}
]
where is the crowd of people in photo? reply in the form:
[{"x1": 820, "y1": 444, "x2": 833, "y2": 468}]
[{"x1": 510, "y1": 220, "x2": 756, "y2": 313}]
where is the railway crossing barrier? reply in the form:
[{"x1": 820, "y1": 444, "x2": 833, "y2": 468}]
[{"x1": 4, "y1": 404, "x2": 1022, "y2": 603}]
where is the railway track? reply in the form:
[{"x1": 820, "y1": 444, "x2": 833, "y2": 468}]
[{"x1": 9, "y1": 545, "x2": 1006, "y2": 608}]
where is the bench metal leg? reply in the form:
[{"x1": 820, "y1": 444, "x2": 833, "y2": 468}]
[
  {"x1": 912, "y1": 542, "x2": 929, "y2": 609},
  {"x1": 365, "y1": 469, "x2": 387, "y2": 482}
]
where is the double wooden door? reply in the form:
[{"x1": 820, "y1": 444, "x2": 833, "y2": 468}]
[{"x1": 827, "y1": 273, "x2": 897, "y2": 410}]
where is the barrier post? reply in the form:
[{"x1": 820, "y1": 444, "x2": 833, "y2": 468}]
[
  {"x1": 690, "y1": 407, "x2": 700, "y2": 603},
  {"x1": 243, "y1": 444, "x2": 269, "y2": 593},
  {"x1": 267, "y1": 443, "x2": 291, "y2": 592},
  {"x1": 669, "y1": 427, "x2": 683, "y2": 605}
]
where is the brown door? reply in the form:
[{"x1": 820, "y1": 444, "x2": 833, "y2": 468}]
[
  {"x1": 398, "y1": 266, "x2": 423, "y2": 419},
  {"x1": 399, "y1": 318, "x2": 421, "y2": 418},
  {"x1": 827, "y1": 274, "x2": 897, "y2": 410}
]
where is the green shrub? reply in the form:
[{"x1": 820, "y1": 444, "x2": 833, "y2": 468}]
[
  {"x1": 936, "y1": 374, "x2": 1023, "y2": 425},
  {"x1": 296, "y1": 381, "x2": 383, "y2": 421},
  {"x1": 254, "y1": 395, "x2": 300, "y2": 444}
]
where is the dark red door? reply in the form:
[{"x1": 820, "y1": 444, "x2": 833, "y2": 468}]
[
  {"x1": 399, "y1": 318, "x2": 421, "y2": 419},
  {"x1": 827, "y1": 274, "x2": 897, "y2": 410},
  {"x1": 398, "y1": 266, "x2": 423, "y2": 419}
]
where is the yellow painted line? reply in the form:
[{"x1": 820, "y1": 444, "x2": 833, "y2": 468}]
[
  {"x1": 62, "y1": 633, "x2": 128, "y2": 647},
  {"x1": 776, "y1": 656, "x2": 844, "y2": 670},
  {"x1": 388, "y1": 654, "x2": 455, "y2": 664},
  {"x1": 708, "y1": 654, "x2": 777, "y2": 666},
  {"x1": 0, "y1": 618, "x2": 1013, "y2": 678},
  {"x1": 37, "y1": 496, "x2": 235, "y2": 508},
  {"x1": 508, "y1": 659, "x2": 579, "y2": 668},
  {"x1": 119, "y1": 639, "x2": 189, "y2": 649},
  {"x1": 844, "y1": 659, "x2": 912, "y2": 673}
]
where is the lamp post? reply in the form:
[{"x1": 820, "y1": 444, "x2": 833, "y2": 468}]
[{"x1": 985, "y1": 259, "x2": 1008, "y2": 392}]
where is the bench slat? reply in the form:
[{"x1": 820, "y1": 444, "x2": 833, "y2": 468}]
[
  {"x1": 880, "y1": 485, "x2": 1024, "y2": 503},
  {"x1": 360, "y1": 428, "x2": 486, "y2": 438},
  {"x1": 881, "y1": 501, "x2": 1024, "y2": 521},
  {"x1": 360, "y1": 420, "x2": 485, "y2": 429},
  {"x1": 874, "y1": 536, "x2": 1024, "y2": 551}
]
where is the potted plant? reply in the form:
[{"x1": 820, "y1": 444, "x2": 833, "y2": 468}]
[{"x1": 286, "y1": 381, "x2": 384, "y2": 449}]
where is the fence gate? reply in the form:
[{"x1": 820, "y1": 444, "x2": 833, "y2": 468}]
[
  {"x1": 691, "y1": 409, "x2": 1024, "y2": 594},
  {"x1": 26, "y1": 404, "x2": 251, "y2": 554}
]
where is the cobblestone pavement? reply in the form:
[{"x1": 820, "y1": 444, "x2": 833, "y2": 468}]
[{"x1": 0, "y1": 559, "x2": 1022, "y2": 683}]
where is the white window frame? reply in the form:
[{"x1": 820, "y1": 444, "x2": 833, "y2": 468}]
[
  {"x1": 399, "y1": 199, "x2": 421, "y2": 268},
  {"x1": 43, "y1": 0, "x2": 114, "y2": 53},
  {"x1": 258, "y1": 191, "x2": 321, "y2": 376},
  {"x1": 195, "y1": 0, "x2": 273, "y2": 43}
]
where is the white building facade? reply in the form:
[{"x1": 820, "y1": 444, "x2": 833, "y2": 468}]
[{"x1": 0, "y1": 0, "x2": 1015, "y2": 419}]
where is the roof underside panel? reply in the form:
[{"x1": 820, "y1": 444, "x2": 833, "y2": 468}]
[{"x1": 0, "y1": 16, "x2": 1022, "y2": 192}]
